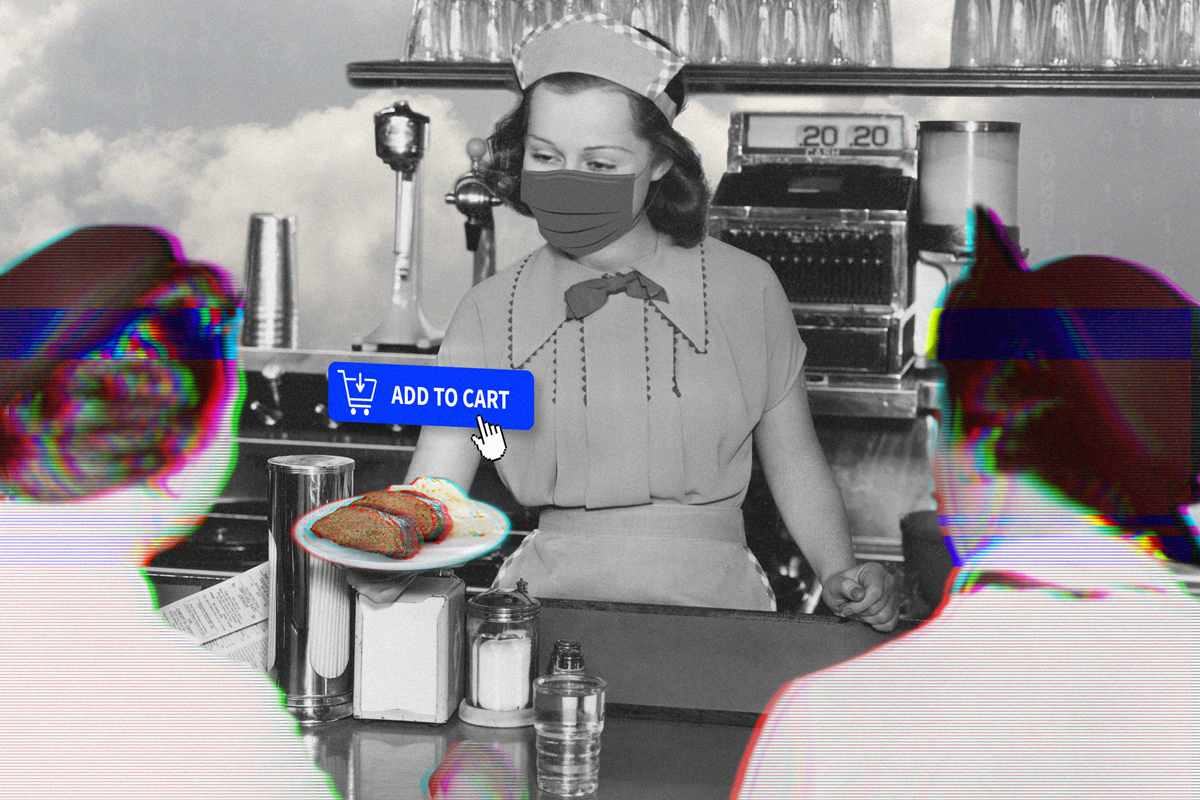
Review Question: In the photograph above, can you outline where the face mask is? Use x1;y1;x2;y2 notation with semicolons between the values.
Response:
520;167;654;257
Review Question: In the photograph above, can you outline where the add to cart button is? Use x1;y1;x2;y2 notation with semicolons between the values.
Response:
327;362;534;429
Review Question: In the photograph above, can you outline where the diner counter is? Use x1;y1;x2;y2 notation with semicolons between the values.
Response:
300;712;755;800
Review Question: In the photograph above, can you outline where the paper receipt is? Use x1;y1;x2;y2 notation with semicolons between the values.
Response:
159;563;269;670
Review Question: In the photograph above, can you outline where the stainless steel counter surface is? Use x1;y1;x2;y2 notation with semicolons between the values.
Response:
301;713;754;800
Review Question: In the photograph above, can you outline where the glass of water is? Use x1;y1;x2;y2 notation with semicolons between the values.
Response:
533;674;606;797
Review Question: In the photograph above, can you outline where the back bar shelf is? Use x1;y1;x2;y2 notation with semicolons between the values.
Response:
347;61;1200;97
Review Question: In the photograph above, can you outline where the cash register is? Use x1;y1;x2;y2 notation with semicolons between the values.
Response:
708;112;917;384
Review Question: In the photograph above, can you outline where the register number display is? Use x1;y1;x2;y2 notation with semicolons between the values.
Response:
327;362;535;429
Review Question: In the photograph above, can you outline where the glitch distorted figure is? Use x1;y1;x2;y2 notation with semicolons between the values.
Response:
400;14;898;628
731;207;1200;798
0;227;340;799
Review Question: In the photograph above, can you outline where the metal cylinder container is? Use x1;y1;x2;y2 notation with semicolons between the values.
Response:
267;454;355;723
242;213;299;349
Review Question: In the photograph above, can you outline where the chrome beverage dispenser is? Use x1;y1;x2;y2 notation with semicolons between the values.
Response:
446;138;502;287
356;101;443;352
910;120;1021;364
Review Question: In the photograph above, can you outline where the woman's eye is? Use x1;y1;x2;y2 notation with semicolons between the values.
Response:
530;152;558;163
587;162;617;172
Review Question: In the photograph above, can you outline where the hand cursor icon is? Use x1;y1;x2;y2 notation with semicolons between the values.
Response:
472;415;506;461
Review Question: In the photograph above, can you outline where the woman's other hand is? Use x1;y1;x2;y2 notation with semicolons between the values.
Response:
823;562;899;632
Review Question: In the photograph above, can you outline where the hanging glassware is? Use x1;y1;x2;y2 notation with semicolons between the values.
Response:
858;0;893;66
1172;0;1200;65
480;0;509;60
674;0;693;57
1129;0;1167;64
796;0;825;63
1094;0;1128;64
951;0;995;66
407;0;441;60
996;0;1038;65
826;0;861;64
1037;0;1087;65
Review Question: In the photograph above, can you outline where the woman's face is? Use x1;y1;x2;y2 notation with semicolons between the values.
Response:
523;85;672;215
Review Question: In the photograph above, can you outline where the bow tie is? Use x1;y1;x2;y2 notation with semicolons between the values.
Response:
563;270;668;321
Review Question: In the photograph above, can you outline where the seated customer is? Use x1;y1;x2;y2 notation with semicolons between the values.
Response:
731;206;1200;799
0;227;339;798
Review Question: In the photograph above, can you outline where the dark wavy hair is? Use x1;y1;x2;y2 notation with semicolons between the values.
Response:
936;207;1200;562
483;39;709;248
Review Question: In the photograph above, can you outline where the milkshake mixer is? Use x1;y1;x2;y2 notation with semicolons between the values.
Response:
355;101;444;352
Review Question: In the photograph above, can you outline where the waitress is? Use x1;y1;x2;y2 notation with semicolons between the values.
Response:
406;14;898;630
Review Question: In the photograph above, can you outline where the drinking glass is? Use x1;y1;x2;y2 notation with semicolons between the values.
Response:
594;0;631;23
479;0;510;61
511;0;540;47
754;0;782;62
1037;0;1087;64
1090;0;1127;63
408;0;438;59
825;0;861;64
797;0;827;62
776;0;801;61
996;0;1039;65
1129;0;1168;64
629;1;667;45
951;0;994;66
674;0;694;57
1172;0;1200;65
443;0;470;60
696;0;735;62
534;675;606;798
858;0;893;66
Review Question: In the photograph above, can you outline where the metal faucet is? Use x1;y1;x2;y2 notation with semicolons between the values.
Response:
445;138;502;286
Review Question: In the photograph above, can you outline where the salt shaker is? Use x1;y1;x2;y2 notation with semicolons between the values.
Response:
547;640;586;676
459;579;541;727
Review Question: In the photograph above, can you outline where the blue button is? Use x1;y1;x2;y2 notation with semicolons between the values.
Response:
327;362;534;429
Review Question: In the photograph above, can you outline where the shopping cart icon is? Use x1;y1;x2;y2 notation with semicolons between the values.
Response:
338;369;377;416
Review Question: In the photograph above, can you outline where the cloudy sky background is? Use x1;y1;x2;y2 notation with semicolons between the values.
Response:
3;1;1199;350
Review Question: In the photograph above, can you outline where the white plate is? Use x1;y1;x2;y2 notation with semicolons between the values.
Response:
293;486;509;572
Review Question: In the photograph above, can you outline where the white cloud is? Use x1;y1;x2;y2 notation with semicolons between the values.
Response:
0;1;83;116
0;90;502;349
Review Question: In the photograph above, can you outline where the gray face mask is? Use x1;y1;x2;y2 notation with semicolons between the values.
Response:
520;166;654;257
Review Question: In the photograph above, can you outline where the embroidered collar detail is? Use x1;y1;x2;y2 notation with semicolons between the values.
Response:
508;240;708;369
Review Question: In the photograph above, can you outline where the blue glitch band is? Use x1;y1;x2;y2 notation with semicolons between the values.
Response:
934;308;1198;360
327;362;535;429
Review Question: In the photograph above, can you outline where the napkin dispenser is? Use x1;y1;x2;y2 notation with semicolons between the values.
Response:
354;574;466;723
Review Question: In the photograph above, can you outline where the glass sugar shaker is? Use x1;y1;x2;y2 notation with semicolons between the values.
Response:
458;579;541;727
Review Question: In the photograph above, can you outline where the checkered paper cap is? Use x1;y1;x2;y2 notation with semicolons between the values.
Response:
513;13;686;122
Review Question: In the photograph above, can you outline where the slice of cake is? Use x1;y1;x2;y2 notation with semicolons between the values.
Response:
350;489;453;544
310;505;421;559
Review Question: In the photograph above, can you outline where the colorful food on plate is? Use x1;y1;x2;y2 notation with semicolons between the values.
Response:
306;478;503;561
309;505;421;559
405;477;496;538
350;489;454;544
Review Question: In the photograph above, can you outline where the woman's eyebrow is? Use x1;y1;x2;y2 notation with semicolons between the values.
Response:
582;145;634;154
525;135;633;155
